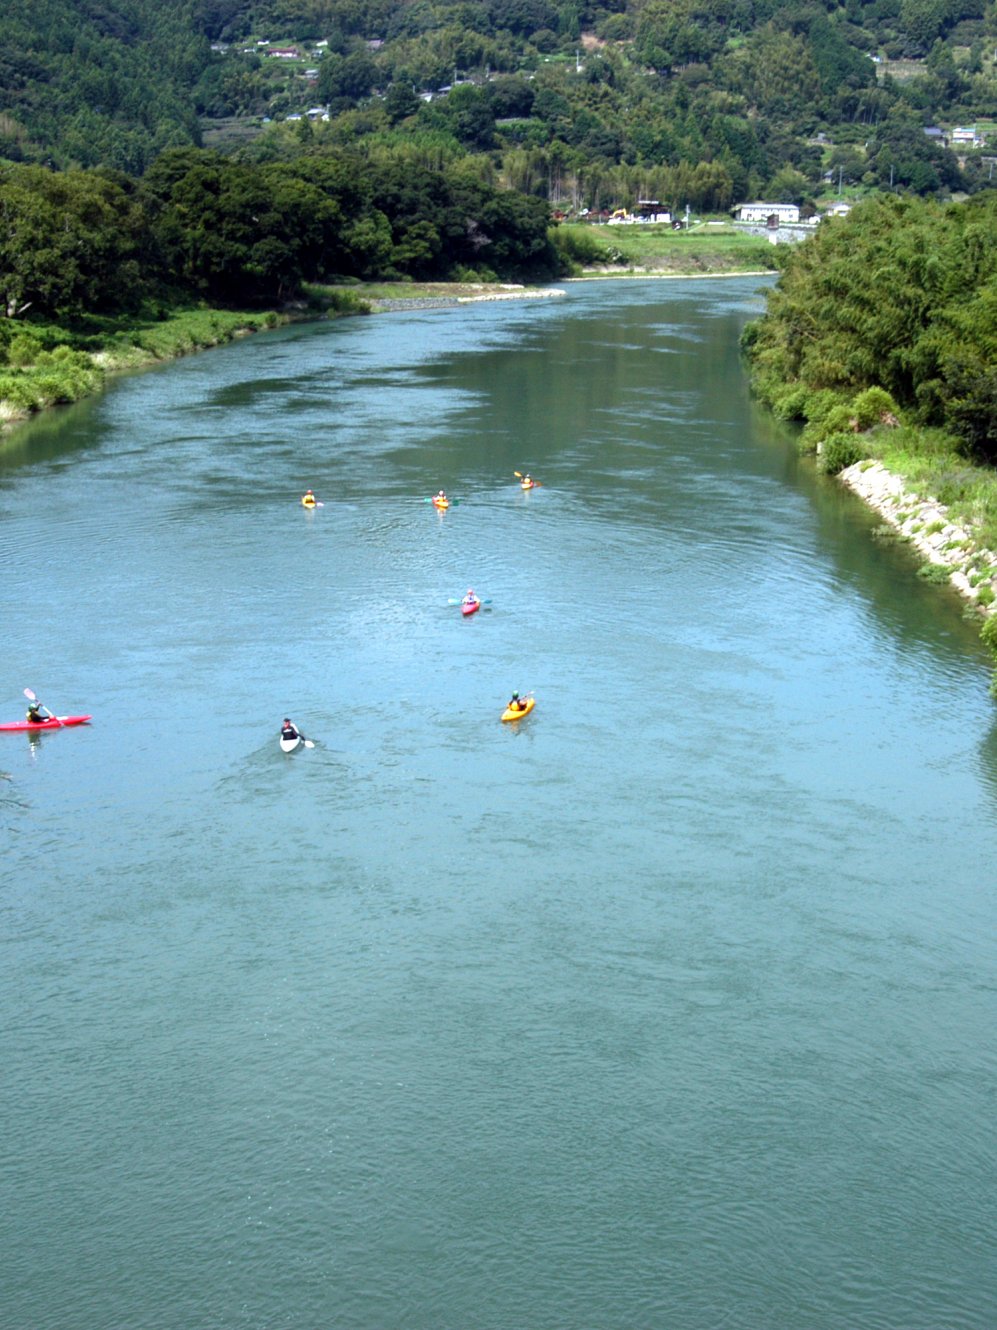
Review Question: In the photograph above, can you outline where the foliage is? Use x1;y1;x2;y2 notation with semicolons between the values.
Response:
3;0;996;216
746;193;997;462
819;431;866;474
916;560;953;582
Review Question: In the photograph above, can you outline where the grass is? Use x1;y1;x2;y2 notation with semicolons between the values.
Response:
857;425;997;554
558;221;782;274
0;302;292;431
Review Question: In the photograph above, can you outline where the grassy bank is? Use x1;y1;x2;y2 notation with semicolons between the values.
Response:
555;221;782;276
0;304;285;429
0;290;377;432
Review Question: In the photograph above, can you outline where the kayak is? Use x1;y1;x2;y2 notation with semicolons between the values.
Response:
432;497;450;510
501;697;535;723
461;598;481;617
279;734;302;753
521;480;536;490
0;715;92;732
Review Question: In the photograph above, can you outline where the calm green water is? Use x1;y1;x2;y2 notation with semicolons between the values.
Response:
2;279;996;1330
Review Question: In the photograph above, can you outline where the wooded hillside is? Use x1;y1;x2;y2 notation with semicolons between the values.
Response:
1;0;995;208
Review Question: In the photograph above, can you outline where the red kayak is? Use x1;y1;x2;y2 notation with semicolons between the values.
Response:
0;715;92;732
461;599;481;617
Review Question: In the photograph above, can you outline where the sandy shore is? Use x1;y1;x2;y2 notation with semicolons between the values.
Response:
840;459;997;613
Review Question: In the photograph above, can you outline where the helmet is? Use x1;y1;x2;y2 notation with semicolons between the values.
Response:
511;691;519;699
283;718;291;725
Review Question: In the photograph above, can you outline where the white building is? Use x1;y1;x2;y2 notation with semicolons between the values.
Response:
734;202;800;224
952;126;983;147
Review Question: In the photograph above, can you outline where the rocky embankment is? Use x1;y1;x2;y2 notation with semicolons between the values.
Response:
840;460;997;613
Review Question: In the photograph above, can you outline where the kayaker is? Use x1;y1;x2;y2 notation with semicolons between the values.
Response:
463;588;477;606
435;490;447;503
26;699;53;722
302;490;316;507
281;718;300;742
522;474;534;488
507;691;528;712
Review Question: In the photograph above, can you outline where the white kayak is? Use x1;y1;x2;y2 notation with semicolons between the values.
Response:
280;734;302;753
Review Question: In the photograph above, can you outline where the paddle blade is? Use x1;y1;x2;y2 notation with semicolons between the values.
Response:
23;688;37;700
303;739;315;748
514;471;523;478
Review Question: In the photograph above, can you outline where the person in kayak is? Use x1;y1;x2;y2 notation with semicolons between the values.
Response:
26;699;53;722
435;490;447;503
507;691;529;712
302;490;317;507
462;588;477;606
281;718;300;742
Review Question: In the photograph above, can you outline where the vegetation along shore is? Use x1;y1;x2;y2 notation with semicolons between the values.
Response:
742;191;997;694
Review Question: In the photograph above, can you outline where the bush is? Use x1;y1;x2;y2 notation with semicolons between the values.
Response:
7;333;43;367
980;613;997;657
917;562;951;584
552;225;612;268
801;403;856;453
771;386;809;421
851;385;900;430
819;432;865;474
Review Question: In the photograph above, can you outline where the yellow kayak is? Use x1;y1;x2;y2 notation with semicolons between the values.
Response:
432;497;450;510
501;697;535;722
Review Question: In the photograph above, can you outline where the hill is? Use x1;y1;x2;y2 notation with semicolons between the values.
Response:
1;0;996;208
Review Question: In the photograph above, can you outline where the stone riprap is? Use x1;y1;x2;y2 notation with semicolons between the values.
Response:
840;459;997;611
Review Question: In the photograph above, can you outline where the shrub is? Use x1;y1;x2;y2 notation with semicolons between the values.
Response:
980;613;997;657
819;432;865;474
771;386;809;421
917;562;951;584
552;226;611;268
801;403;856;453
7;333;43;367
850;386;900;430
976;585;995;607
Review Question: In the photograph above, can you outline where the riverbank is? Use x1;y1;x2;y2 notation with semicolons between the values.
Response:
0;305;288;436
840;458;997;614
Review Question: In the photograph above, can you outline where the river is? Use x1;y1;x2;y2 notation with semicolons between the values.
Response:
2;278;995;1330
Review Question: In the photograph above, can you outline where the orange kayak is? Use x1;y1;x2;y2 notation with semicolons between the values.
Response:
501;697;535;722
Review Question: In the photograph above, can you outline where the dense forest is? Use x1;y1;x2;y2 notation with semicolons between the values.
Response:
1;0;995;206
742;190;997;465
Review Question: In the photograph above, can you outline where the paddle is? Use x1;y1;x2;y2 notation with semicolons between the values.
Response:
23;687;62;726
424;496;460;506
448;597;492;606
285;725;315;749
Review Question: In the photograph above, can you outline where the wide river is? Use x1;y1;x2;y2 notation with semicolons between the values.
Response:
2;279;995;1330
